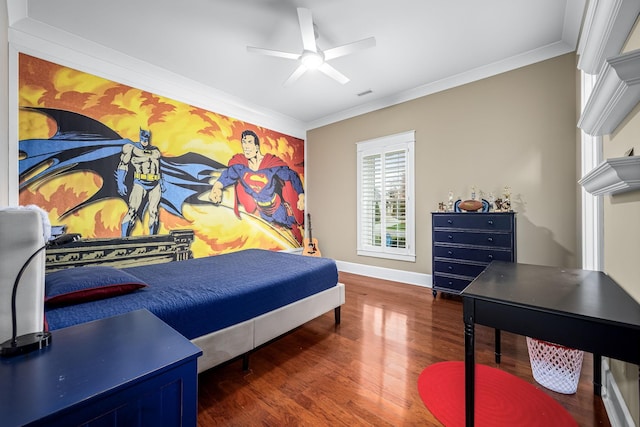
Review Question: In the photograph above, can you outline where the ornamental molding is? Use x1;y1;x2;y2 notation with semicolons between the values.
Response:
578;156;640;196
577;49;640;136
577;0;640;75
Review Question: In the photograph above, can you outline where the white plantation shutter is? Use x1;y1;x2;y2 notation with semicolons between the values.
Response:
360;153;382;247
357;131;415;262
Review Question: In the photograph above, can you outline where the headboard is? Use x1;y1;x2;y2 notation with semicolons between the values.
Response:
45;229;195;272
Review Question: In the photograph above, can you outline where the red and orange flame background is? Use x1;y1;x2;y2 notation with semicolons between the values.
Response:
18;54;305;257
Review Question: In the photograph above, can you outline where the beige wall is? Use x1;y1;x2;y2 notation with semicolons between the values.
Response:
600;20;640;426
308;53;579;274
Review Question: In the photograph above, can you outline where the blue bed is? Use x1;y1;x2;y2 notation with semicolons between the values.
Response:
44;249;344;372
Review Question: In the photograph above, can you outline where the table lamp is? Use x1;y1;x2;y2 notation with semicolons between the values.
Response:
0;207;79;357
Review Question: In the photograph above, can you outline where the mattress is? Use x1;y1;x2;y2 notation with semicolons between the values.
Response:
45;249;339;339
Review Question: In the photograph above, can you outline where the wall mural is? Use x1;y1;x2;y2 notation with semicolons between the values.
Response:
18;54;305;262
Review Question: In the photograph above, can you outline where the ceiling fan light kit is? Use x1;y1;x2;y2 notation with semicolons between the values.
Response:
300;50;324;69
247;7;375;86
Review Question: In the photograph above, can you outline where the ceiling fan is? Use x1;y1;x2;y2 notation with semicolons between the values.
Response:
247;8;376;86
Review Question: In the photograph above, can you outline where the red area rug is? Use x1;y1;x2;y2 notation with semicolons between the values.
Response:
418;361;577;426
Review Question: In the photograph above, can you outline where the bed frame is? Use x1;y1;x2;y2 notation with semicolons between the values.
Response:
194;284;344;373
44;232;345;373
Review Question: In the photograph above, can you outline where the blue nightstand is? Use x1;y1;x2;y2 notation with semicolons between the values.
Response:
0;309;202;426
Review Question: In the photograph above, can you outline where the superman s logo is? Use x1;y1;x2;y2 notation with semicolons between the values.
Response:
244;172;268;192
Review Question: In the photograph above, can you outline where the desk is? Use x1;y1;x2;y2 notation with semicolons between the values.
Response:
0;309;202;426
461;262;640;427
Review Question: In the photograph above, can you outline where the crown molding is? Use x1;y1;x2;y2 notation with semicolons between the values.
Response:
308;41;575;130
576;0;640;75
577;49;640;136
578;156;640;196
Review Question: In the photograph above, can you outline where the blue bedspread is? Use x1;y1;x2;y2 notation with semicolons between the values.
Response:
45;249;339;339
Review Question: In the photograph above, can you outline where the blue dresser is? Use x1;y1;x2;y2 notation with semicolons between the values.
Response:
431;212;516;297
0;309;202;426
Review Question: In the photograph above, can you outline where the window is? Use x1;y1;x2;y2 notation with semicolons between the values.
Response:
580;71;603;271
357;131;415;262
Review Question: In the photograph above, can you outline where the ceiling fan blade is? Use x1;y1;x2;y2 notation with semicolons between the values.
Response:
318;62;349;84
323;37;376;61
297;8;317;52
284;64;308;87
247;46;300;60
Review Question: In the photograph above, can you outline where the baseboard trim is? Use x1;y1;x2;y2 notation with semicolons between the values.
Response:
601;358;636;427
335;260;431;288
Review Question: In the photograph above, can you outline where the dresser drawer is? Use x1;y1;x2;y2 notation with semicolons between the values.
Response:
433;214;513;231
433;230;513;248
433;274;472;293
433;245;514;263
433;259;488;278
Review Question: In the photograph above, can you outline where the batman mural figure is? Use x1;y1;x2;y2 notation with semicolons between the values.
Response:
115;128;165;236
18;107;225;235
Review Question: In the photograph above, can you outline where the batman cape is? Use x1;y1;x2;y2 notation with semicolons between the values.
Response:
18;107;224;219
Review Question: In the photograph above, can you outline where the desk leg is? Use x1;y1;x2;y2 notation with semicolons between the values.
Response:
494;329;501;364
463;298;475;427
593;354;601;396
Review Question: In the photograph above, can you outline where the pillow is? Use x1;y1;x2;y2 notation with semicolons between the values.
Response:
45;266;148;308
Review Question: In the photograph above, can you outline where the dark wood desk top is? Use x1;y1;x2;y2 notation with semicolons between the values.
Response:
462;261;640;330
461;261;640;427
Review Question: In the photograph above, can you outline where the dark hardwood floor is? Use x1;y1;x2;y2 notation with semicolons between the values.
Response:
198;272;611;426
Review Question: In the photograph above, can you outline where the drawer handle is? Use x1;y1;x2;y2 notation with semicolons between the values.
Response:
447;251;453;255
487;237;493;242
488;254;493;260
448;266;453;270
488;220;493;225
448;235;453;239
447;219;453;224
448;281;453;286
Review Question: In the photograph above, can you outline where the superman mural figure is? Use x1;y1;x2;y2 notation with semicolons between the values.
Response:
209;130;305;243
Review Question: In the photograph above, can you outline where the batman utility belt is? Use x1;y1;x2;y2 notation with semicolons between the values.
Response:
134;173;160;181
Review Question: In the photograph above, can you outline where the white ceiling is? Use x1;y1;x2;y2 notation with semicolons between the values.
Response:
17;0;586;130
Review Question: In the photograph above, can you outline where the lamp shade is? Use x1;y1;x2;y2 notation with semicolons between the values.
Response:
0;209;46;343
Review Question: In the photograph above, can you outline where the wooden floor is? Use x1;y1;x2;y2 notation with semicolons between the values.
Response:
198;272;611;426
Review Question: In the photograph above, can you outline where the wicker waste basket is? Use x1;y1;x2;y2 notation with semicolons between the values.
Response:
526;337;584;394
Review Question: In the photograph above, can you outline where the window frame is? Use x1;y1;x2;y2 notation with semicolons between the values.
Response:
580;71;603;271
356;130;415;262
